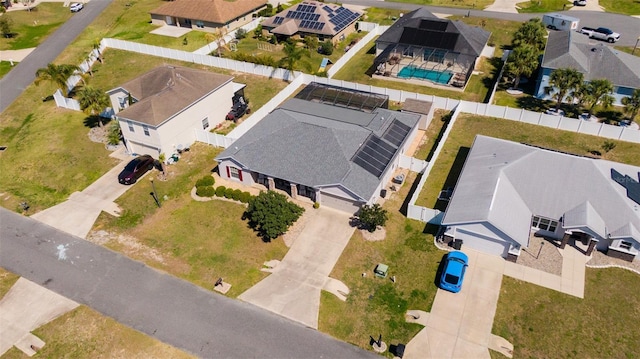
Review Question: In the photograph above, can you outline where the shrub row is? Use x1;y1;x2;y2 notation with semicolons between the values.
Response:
195;175;215;187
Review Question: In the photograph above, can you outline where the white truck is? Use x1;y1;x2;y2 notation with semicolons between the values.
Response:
542;13;580;31
578;27;621;43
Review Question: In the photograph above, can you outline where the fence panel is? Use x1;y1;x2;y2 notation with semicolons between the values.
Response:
520;110;541;124
538;115;561;129
598;123;624;140
504;107;522;121
619;128;640;143
398;155;428;173
485;104;506;118
558;117;581;132
577;121;603;136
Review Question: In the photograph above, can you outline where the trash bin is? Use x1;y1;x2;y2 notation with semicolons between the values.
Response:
395;343;405;358
453;239;463;250
380;189;387;198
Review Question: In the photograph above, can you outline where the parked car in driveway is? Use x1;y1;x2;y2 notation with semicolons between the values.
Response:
118;155;155;185
70;2;83;12
439;251;469;293
573;0;587;6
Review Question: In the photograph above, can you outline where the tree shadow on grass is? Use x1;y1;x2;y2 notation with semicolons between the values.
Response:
434;147;469;212
515;96;551;112
482;57;504;103
596;110;624;125
82;115;109;128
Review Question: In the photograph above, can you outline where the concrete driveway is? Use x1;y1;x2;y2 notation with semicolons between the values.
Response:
239;207;355;329
404;249;513;359
31;150;137;238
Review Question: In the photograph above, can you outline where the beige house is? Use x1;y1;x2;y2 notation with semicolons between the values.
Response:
150;0;266;32
107;65;243;157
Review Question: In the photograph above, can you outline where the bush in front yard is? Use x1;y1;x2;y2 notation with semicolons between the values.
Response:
196;186;216;197
232;189;242;201
195;175;215;188
358;203;388;232
215;186;226;197
244;191;304;241
224;187;235;199
239;191;252;203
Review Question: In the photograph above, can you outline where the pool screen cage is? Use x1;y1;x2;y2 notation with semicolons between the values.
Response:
295;82;389;112
375;43;476;87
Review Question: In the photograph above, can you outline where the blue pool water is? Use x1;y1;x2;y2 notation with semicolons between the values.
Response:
398;66;453;84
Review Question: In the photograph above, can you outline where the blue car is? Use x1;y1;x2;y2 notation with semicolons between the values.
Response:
439;251;469;293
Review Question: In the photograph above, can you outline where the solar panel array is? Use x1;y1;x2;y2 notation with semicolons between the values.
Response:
273;16;284;25
383;119;412;147
419;19;448;31
611;169;640;205
353;135;397;178
300;20;325;30
325;6;360;32
399;28;459;50
285;10;321;21
297;4;317;13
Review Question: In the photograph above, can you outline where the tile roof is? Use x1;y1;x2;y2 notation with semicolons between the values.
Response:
113;65;233;126
150;0;266;24
442;135;640;246
376;8;490;57
541;31;640;88
216;98;420;201
262;1;361;37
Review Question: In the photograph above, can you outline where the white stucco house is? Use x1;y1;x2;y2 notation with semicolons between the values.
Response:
107;65;244;158
441;135;640;262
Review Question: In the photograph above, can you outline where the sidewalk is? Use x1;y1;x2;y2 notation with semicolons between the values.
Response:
0;48;36;62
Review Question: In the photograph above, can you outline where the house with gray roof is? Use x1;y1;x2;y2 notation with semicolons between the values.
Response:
441;135;640;262
108;65;245;157
535;31;640;105
215;98;421;213
374;8;491;88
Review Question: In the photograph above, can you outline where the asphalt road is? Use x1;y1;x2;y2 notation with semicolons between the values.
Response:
0;208;379;359
0;0;114;114
336;0;640;46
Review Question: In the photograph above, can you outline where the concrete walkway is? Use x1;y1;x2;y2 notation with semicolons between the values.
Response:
569;0;604;12
0;278;79;357
31;148;134;239
0;49;36;63
483;0;521;14
239;207;354;329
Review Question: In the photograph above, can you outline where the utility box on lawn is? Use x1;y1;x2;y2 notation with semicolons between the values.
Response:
374;263;389;278
542;13;580;31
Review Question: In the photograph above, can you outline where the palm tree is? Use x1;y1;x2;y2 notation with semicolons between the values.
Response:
504;45;538;90
207;27;228;57
77;86;110;126
93;39;104;63
512;18;547;52
580;79;614;115
279;40;304;72
35;63;80;94
545;68;584;110
622;89;640;123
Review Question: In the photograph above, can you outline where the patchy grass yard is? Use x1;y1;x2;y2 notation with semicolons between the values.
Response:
0;268;20;298
0;3;73;51
492;269;640;358
363;7;405;25
415;114;640;208
0;61;14;78
390;0;494;9
599;0;640;15
516;0;573;13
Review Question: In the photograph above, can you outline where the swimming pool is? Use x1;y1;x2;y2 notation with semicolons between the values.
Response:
397;66;453;84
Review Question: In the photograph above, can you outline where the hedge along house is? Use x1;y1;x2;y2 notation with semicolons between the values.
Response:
374;8;491;89
215;86;422;214
261;1;361;43
535;31;640;106
108;65;245;158
150;0;267;33
440;135;640;262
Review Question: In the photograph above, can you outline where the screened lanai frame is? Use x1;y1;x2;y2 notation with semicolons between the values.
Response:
295;82;389;112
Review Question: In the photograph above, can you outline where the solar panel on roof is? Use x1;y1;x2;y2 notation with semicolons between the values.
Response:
383;119;412;147
353;135;397;178
399;28;459;50
611;169;640;205
418;19;448;31
323;5;333;13
313;14;320;21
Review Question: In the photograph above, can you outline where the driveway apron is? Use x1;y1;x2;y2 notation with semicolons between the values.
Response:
239;207;355;329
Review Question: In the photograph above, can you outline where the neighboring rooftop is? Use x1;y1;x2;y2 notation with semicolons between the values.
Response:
150;0;266;25
262;1;361;37
112;66;233;126
541;31;640;89
376;8;490;57
216;98;420;201
442;135;640;247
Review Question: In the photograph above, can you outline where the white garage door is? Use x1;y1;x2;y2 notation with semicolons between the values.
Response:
321;193;362;214
128;141;159;157
455;228;510;257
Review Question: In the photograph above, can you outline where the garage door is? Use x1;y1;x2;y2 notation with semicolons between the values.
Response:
455;228;510;257
129;141;159;157
321;193;362;214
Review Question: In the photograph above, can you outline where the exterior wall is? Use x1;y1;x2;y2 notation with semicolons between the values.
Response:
118;119;162;157
217;159;256;186
150;6;264;32
444;223;512;257
332;22;358;44
108;88;130;114
606;247;636;262
155;82;234;155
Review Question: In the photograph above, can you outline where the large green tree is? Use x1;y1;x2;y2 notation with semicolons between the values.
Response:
504;45;539;89
245;191;304;241
545;68;584;110
358;204;388;232
34;63;80;94
578;79;614;115
279;40;305;72
77;86;110;126
512;18;547;52
622;89;640;123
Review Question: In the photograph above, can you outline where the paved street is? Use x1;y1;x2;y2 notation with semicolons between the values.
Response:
0;0;114;113
0;208;379;359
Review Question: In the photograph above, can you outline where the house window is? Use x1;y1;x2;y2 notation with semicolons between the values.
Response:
202;117;209;130
196;21;204;28
143;125;150;136
226;166;243;181
127;121;134;132
620;241;633;250
531;215;559;232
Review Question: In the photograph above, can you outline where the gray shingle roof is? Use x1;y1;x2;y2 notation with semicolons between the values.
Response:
375;8;490;57
442;136;640;247
216;99;420;201
542;31;640;88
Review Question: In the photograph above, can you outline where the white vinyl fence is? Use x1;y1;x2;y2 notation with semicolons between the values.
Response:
327;23;388;78
398;155;428;173
53;89;80;111
192;18;263;55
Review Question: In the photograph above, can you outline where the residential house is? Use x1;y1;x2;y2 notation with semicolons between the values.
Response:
261;1;361;43
108;65;245;157
440;135;640;262
374;8;491;88
150;0;266;32
215;85;422;214
535;31;640;105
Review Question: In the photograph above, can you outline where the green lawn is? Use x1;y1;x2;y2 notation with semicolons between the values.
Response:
0;61;15;78
516;0;573;13
390;0;495;10
599;0;640;15
415;114;640;208
0;3;73;51
363;7;405;25
493;269;640;358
